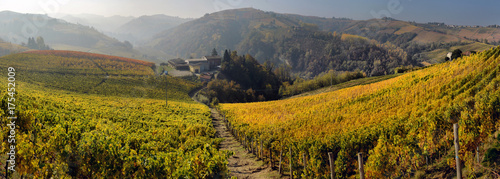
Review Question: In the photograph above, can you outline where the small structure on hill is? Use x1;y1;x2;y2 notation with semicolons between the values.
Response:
185;58;209;73
168;58;189;71
204;56;222;70
166;55;222;73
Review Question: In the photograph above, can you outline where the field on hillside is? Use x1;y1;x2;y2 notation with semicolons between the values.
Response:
2;51;198;101
422;42;494;64
285;73;401;99
220;47;500;178
0;51;228;178
0;40;29;57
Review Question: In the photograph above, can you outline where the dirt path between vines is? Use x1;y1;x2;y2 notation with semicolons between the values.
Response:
210;108;281;179
190;88;281;178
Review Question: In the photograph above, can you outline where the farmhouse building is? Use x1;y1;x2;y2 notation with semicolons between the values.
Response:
168;58;189;71
203;56;222;70
167;55;222;73
185;58;209;73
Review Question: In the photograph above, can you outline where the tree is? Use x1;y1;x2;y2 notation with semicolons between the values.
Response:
221;50;231;72
27;37;37;49
36;36;45;49
263;60;274;73
25;36;51;50
451;49;463;60
211;48;218;56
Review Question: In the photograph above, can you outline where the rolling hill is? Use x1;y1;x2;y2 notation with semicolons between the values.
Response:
0;38;30;56
292;15;500;44
56;13;134;33
148;8;413;77
421;42;495;64
0;11;149;61
220;46;500;178
147;8;500;77
115;14;192;44
0;51;229;178
3;50;197;100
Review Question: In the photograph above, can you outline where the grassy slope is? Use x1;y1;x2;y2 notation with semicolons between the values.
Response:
221;47;500;178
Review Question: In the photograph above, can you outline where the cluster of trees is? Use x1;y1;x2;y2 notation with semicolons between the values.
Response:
445;49;464;61
201;50;281;103
23;36;51;50
236;27;413;77
201;49;376;103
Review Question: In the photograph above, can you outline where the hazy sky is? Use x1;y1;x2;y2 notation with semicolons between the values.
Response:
1;0;499;26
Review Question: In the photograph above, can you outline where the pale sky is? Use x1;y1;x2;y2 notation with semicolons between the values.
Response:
1;0;499;26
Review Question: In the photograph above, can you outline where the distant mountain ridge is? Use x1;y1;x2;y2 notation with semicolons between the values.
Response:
146;8;500;76
0;11;150;61
55;13;134;32
146;8;411;76
115;14;192;44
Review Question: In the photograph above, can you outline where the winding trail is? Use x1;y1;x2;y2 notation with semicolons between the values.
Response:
190;88;280;178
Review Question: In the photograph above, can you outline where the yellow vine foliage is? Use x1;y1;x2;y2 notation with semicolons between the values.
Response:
0;52;229;178
221;47;500;178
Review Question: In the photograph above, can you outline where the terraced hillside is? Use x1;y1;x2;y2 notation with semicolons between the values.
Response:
220;47;500;178
0;51;229;178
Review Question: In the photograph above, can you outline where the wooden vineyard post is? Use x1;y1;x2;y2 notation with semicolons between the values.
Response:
243;135;246;150
249;137;253;153
246;137;249;151
253;140;257;155
426;154;428;170
248;139;251;153
253;140;256;155
279;145;283;175
249;138;253;153
328;152;334;179
454;123;462;179
476;145;480;164
270;147;273;168
260;140;264;159
358;152;365;179
249;137;252;153
289;147;293;179
165;75;168;107
303;153;307;177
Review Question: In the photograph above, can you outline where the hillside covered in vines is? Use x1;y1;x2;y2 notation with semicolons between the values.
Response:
0;51;229;178
220;47;500;178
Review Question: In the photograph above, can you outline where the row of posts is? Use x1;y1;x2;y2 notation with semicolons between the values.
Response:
223;111;473;179
222;112;366;179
